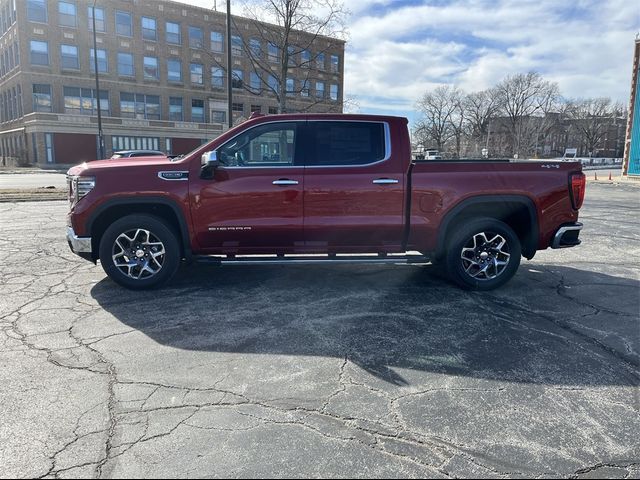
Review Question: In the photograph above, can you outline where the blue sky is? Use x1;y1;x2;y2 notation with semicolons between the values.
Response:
185;0;639;125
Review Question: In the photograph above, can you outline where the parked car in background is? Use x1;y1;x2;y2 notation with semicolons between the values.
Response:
110;150;167;159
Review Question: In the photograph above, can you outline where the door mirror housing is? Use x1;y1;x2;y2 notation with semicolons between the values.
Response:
201;150;220;168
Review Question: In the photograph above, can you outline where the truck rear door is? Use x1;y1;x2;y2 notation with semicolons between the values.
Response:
302;120;405;252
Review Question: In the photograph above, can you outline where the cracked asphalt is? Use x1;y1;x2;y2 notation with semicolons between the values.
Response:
1;182;639;479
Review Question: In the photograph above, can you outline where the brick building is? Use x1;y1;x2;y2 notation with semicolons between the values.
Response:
0;0;345;165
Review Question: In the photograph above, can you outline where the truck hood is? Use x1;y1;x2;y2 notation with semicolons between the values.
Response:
67;156;175;176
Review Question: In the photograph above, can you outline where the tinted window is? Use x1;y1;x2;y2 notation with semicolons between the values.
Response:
306;122;386;166
218;123;297;167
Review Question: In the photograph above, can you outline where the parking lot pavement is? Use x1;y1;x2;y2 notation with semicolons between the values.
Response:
0;183;638;479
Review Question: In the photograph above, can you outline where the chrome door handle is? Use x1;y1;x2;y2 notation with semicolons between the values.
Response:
272;179;299;186
372;178;399;185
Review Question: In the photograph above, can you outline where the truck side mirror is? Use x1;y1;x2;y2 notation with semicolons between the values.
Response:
201;150;220;168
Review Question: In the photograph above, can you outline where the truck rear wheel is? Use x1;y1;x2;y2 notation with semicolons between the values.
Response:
445;218;521;290
98;214;180;290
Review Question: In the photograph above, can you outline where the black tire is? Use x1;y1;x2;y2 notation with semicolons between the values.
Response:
444;217;521;290
99;214;181;290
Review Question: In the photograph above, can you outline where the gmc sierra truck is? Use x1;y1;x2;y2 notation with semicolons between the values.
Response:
66;113;585;290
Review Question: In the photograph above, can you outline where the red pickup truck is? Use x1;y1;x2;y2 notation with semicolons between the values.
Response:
66;113;585;290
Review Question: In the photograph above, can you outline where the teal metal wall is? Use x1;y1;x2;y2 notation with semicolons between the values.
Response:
629;64;640;175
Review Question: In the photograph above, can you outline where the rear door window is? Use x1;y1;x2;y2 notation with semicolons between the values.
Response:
305;121;386;166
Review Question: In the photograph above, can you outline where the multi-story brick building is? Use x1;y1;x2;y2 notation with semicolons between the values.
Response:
0;0;345;165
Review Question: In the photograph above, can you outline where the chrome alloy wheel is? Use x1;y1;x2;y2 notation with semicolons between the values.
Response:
112;228;165;280
460;231;511;281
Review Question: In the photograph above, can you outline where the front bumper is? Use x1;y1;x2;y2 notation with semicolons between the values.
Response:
66;227;94;261
551;222;583;249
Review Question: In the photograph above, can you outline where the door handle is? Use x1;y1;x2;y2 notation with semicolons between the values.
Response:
272;179;299;186
372;178;399;185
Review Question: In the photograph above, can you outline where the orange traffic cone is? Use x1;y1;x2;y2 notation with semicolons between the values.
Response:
594;172;598;181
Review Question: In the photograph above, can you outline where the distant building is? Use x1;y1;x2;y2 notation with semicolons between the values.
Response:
0;0;344;165
623;37;640;178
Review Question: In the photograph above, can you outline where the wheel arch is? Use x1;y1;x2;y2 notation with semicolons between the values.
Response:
87;197;192;261
436;194;539;260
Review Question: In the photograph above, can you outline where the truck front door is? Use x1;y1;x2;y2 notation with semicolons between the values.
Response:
190;121;304;253
302;120;405;252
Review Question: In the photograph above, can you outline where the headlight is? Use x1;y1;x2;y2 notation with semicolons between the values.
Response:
72;176;96;200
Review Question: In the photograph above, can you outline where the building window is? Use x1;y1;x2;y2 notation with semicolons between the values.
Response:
88;6;105;32
58;1;76;28
268;43;279;63
166;22;181;45
250;72;261;93
211;67;224;88
315;81;325;99
286;77;295;96
232;102;243;114
113;136;159;151
287;46;296;66
32;84;52;112
63;87;109;115
30;40;49;66
330;84;338;101
119;93;160;120
316;52;325;70
60;44;79;69
190;63;203;85
268;75;278;94
330;54;339;73
169;97;182;121
168;59;182;82
115;10;132;37
249;38;261;58
143;56;158;80
27;0;47;23
231;35;242;56
301;79;310;97
90;48;107;73
301;50;311;68
191;98;204;122
117;52;133;76
210;31;223;52
250;104;261;113
141;17;156;41
188;26;203;49
45;133;54;163
232;69;243;89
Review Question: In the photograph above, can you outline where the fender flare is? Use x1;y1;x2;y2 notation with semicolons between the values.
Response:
436;194;539;259
87;196;192;260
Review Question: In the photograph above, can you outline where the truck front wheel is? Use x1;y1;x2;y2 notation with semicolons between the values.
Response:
98;214;181;290
445;218;521;290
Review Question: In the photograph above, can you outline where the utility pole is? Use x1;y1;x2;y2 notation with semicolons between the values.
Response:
92;0;105;159
226;0;233;129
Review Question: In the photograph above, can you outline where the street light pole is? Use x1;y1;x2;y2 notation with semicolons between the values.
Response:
226;0;233;129
92;0;105;159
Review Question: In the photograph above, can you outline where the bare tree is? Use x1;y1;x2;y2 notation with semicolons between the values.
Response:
414;85;462;153
494;72;561;157
464;88;500;156
565;97;622;157
223;0;348;114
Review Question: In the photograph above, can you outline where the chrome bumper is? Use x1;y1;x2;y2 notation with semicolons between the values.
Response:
66;227;92;254
551;222;583;249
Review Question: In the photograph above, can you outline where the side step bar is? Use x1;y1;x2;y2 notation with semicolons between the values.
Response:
196;253;431;266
